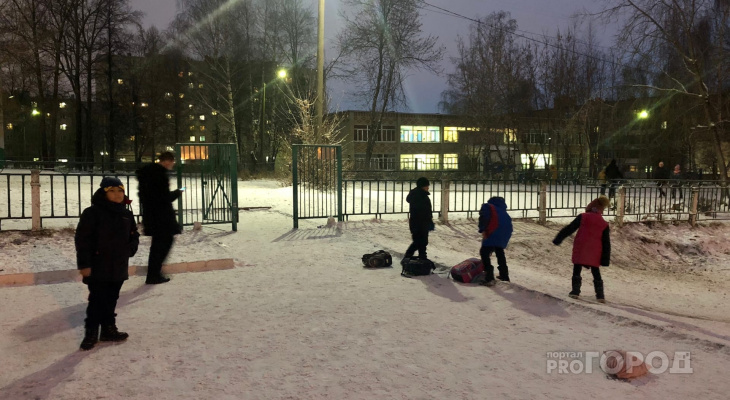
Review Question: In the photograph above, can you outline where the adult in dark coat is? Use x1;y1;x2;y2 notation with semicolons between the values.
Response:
553;196;611;302
75;177;140;350
604;159;623;198
404;177;433;261
478;196;514;286
136;151;183;284
654;161;670;197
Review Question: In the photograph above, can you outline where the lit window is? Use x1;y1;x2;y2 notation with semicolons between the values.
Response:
188;104;193;109
59;102;67;109
189;135;196;142
199;136;206;142
199;115;205;121
178;71;184;77
140;102;148;108
31;101;37;107
189;115;195;120
165;92;172;98
629;165;638;172
211;110;218;116
400;126;440;143
179;93;185;99
520;154;552;170
60;124;67;130
189;125;195;131
117;79;124;85
400;154;440;170
166;114;173;119
444;127;460;143
188;72;193;77
188;82;194;89
198;83;204;89
200;125;206;131
443;154;459;170
662;121;667;130
6;123;13;130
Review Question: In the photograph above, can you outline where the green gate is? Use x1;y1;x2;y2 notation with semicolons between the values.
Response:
292;144;342;228
176;143;239;231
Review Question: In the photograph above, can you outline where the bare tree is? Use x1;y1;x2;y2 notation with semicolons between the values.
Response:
338;0;443;166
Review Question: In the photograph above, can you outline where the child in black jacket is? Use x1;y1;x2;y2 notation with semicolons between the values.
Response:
76;177;140;350
403;177;434;262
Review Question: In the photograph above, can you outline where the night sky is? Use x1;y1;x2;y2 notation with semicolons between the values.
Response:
130;0;612;113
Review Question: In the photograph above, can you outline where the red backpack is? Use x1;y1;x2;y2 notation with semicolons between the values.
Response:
450;258;485;283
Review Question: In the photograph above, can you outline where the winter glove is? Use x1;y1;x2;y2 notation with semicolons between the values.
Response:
552;238;561;245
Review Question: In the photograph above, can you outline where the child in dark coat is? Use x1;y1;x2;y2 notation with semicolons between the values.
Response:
403;177;434;262
553;196;611;302
478;197;513;287
75;177;140;350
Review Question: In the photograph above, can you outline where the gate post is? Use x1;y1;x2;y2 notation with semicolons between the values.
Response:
689;187;700;227
440;179;450;223
336;146;343;222
230;144;239;232
538;181;547;224
31;169;41;231
292;145;299;229
616;186;626;226
175;144;184;229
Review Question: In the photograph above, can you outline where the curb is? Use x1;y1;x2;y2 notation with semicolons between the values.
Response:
0;258;235;288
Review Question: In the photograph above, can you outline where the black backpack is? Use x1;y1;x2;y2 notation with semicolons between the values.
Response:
362;250;393;268
401;258;435;277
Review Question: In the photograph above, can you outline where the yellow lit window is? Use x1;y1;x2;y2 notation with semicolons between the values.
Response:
60;124;67;130
189;115;195;120
59;102;67;109
199;115;205;121
166;114;173;119
117;79;124;85
189;135;196;142
198;84;204;89
6;123;13;130
179;93;185;99
188;72;193;77
140;102;148;108
200;126;206;131
400;126;440;143
188;82;194;89
444;127;459;143
443;154;459;170
400;154;440;170
211;110;218;116
189;125;195;131
188;104;194;109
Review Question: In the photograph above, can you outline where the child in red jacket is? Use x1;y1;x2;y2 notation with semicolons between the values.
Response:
553;196;611;302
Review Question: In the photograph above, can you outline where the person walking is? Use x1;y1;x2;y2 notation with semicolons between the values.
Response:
75;177;140;350
670;164;684;200
552;196;611;303
654;161;670;197
604;159;623;198
403;177;434;262
136;151;183;284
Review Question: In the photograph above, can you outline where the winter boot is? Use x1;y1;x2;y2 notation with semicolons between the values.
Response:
594;279;605;303
497;266;510;282
80;325;99;351
99;324;129;342
569;276;582;298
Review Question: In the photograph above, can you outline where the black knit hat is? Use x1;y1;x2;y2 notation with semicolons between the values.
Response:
416;177;430;188
100;177;125;192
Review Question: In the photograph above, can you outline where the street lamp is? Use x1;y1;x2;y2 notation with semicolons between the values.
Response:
258;69;288;169
637;110;649;119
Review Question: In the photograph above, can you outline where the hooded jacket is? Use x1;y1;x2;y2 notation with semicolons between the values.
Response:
478;197;513;249
136;163;182;236
75;189;140;282
406;187;433;232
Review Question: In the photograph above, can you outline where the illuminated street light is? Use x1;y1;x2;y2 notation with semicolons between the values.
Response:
637;110;649;119
278;69;287;79
31;109;40;116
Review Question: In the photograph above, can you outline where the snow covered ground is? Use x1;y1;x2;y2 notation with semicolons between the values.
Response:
1;179;729;399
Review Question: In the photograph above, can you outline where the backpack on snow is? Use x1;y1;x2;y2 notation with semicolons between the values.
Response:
362;250;393;268
401;258;435;277
450;258;485;283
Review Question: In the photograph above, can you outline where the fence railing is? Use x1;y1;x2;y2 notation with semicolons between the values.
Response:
3;170;729;230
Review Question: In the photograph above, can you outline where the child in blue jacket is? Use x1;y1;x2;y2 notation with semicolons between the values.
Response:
478;197;513;286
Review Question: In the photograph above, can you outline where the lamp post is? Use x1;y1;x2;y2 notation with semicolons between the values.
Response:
258;69;288;169
316;0;325;138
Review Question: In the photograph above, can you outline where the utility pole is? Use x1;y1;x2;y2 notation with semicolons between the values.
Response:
316;0;325;139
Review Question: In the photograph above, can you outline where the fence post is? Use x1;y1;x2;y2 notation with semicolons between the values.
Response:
689;187;699;227
440;179;450;224
31;169;41;231
538;181;547;224
616;186;626;226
